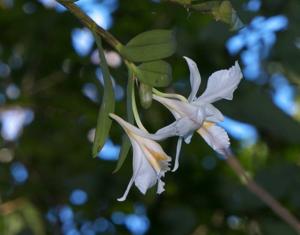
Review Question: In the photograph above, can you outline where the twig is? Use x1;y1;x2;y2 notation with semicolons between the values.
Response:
56;0;122;50
56;0;137;72
225;149;300;234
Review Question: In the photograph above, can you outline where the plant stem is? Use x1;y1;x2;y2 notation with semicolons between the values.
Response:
152;88;188;102
224;150;300;234
56;0;122;50
161;0;192;8
131;83;148;132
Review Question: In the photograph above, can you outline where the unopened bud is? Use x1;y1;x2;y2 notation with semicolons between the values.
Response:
212;1;232;24
139;83;153;109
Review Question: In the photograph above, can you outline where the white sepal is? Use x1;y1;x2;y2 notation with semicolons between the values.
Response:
155;116;200;140
110;113;169;141
172;137;183;172
153;95;197;118
183;56;201;102
117;140;143;201
196;61;242;104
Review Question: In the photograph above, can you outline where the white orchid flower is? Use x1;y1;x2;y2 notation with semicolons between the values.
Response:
109;113;171;201
153;57;243;171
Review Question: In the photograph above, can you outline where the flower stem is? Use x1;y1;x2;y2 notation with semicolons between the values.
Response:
224;150;300;234
56;0;123;51
161;0;192;8
152;88;188;102
131;83;147;132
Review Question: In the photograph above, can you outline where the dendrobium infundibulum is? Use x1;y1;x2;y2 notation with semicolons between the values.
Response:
109;113;171;201
153;57;243;171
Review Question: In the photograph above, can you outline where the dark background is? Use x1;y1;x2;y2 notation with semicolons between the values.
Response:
0;0;300;234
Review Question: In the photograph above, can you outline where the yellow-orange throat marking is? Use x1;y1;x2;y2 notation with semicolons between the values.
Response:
203;121;215;129
197;121;215;135
144;146;168;161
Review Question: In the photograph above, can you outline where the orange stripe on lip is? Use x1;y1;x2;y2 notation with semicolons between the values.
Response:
203;121;215;129
144;146;168;161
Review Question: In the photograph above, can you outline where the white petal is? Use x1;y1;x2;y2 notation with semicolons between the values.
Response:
155;117;200;139
110;113;148;137
140;138;171;174
176;117;198;139
172;137;182;172
155;121;179;138
153;95;197;118
203;104;224;122
134;142;171;194
117;141;143;201
157;179;166;194
183;57;201;102
117;176;135;201
132;141;143;173
134;155;157;194
112;114;171;200
192;106;206;125
110;113;166;141
184;133;193;144
197;123;230;155
195;61;242;104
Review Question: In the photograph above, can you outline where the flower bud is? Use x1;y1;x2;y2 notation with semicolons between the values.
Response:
139;83;153;109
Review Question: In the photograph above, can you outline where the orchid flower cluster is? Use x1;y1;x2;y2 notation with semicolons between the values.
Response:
110;57;243;201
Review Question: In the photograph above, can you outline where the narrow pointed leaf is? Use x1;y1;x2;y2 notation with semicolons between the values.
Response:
136;60;172;87
92;34;115;158
120;30;176;62
113;72;134;173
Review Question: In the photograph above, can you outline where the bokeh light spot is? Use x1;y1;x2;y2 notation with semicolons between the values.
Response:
93;218;109;232
70;189;88;205
220;117;258;146
111;211;125;225
6;83;20;100
71;28;94;57
59;205;74;223
82;83;98;103
125;214;150;235
10;162;28;184
98;139;120;161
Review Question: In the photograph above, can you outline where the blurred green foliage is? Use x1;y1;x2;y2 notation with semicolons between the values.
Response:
0;0;300;234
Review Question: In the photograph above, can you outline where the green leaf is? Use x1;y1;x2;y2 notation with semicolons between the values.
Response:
192;1;243;31
113;135;131;173
0;199;46;235
21;202;46;235
139;83;153;109
113;72;134;173
135;60;172;87
0;213;25;235
92;34;115;158
120;30;176;62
